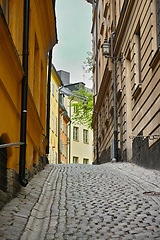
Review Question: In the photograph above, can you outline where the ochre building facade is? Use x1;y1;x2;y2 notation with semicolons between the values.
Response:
0;0;57;206
91;0;160;169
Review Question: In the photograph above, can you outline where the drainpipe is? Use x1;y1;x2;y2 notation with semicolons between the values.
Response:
111;31;118;162
69;98;74;164
46;49;53;156
86;0;99;164
58;86;63;164
19;0;30;187
113;58;118;162
94;0;99;164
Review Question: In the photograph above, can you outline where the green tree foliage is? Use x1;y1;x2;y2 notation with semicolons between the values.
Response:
70;87;93;129
83;51;93;80
70;52;93;129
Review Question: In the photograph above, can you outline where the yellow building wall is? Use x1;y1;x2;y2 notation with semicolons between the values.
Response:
49;66;62;164
0;0;57;176
0;4;24;172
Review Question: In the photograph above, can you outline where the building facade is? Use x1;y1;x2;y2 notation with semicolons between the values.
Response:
49;65;62;164
90;0;160;169
59;71;94;165
71;118;93;165
0;0;57;207
59;93;70;164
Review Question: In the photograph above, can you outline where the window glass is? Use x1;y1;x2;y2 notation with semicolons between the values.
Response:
73;127;79;141
83;158;89;164
52;83;54;96
55;117;57;135
83;129;88;143
73;156;78;164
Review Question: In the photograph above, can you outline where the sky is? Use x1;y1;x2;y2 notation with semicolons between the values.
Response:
53;0;92;89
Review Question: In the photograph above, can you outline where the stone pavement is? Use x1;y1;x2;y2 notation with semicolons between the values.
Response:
0;163;160;240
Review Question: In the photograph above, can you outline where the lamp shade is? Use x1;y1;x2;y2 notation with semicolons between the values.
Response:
101;38;110;56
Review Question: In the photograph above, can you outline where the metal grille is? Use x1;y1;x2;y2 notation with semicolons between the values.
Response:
0;139;7;192
157;0;160;46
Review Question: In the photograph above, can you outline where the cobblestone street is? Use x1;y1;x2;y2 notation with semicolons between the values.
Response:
0;163;160;240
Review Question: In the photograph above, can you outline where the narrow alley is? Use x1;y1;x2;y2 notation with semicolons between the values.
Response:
0;163;160;240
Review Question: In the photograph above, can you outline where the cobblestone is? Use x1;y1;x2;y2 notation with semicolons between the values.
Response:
0;163;160;239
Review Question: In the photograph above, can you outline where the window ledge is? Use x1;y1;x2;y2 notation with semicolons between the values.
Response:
132;83;142;99
149;46;160;69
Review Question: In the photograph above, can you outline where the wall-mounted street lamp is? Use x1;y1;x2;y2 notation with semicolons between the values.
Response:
101;34;123;162
101;38;110;56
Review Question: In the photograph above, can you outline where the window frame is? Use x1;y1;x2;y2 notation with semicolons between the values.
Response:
83;129;88;143
73;156;78;164
73;126;79;141
52;83;54;96
83;158;89;164
52;112;54;132
55;117;57;136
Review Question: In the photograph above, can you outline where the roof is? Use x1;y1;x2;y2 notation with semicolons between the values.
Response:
60;87;73;96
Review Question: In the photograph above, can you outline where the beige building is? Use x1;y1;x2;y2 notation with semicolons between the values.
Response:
71;121;93;165
60;79;93;165
70;99;93;164
89;0;160;169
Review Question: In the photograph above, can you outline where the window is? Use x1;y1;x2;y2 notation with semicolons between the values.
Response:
137;29;141;83
83;158;89;164
56;89;58;101
83;129;88;143
55;117;57;136
52;112;54;132
73;127;79;141
73;156;78;164
134;27;141;85
156;0;160;46
52;83;54;96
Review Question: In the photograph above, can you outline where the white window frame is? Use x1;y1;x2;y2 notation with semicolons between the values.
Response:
73;126;79;141
83;129;88;143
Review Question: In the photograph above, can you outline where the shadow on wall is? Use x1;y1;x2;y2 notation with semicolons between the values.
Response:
132;131;160;170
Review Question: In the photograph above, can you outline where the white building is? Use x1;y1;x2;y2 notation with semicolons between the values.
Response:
59;73;93;165
70;114;93;164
